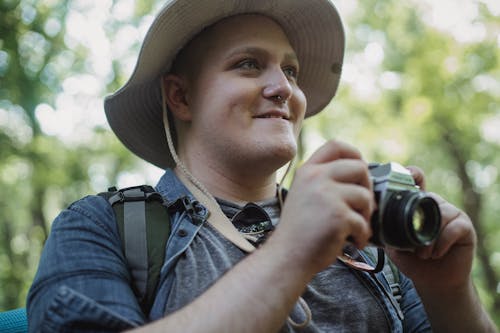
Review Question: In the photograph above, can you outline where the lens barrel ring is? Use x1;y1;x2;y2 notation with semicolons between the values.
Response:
380;190;441;249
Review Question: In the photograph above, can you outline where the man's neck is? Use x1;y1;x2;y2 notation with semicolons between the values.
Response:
175;160;278;205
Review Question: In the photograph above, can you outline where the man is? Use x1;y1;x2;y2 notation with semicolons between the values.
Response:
27;0;497;332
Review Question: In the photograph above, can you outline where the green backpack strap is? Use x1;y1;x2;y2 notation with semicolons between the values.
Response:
361;247;403;319
98;185;171;314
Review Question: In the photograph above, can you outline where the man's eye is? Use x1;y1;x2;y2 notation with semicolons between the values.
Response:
283;66;298;80
237;59;259;70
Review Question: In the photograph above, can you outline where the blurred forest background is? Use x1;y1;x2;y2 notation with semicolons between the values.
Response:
1;0;499;326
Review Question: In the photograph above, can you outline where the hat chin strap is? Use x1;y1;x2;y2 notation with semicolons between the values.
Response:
160;79;257;253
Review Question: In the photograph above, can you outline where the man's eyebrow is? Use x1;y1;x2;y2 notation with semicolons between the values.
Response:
284;52;299;63
225;46;299;62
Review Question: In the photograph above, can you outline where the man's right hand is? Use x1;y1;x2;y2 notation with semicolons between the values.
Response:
272;140;376;274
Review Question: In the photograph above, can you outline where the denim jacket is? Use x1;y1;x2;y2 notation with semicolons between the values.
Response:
27;169;431;332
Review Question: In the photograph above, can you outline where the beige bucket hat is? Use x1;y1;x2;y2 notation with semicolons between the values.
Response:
104;0;345;169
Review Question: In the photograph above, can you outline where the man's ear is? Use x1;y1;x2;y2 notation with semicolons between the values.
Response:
162;74;192;121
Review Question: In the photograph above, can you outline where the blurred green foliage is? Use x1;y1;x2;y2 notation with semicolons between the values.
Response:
0;0;499;328
0;0;156;308
305;0;500;325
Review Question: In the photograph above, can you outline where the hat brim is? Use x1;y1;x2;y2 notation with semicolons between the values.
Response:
104;0;345;169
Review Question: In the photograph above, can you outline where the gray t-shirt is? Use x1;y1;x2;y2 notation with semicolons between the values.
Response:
163;198;390;332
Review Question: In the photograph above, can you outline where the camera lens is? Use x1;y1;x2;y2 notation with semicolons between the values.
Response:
380;191;441;249
412;208;424;233
410;196;441;244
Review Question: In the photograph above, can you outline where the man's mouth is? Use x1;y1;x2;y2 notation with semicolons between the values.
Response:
258;115;288;119
254;112;290;120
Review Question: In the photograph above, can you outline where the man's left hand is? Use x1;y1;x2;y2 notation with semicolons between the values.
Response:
385;166;476;293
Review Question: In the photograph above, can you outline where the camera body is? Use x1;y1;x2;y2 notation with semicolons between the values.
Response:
369;162;441;250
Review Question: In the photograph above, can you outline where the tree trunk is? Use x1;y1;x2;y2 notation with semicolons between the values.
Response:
31;187;48;242
443;133;500;313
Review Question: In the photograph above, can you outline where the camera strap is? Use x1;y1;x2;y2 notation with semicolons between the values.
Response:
338;246;385;273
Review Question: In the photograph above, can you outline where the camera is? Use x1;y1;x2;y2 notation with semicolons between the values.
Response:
369;162;441;250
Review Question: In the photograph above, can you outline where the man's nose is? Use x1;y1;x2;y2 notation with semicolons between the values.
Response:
261;67;293;104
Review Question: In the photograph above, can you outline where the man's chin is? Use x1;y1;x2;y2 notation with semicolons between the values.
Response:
263;145;297;168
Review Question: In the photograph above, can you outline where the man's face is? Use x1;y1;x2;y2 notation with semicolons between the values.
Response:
180;15;307;173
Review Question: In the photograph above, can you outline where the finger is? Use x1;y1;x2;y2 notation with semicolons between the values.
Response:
325;159;372;191
430;192;459;230
415;193;473;259
431;211;475;258
406;165;426;190
307;140;363;165
414;242;435;260
341;207;373;249
333;183;375;222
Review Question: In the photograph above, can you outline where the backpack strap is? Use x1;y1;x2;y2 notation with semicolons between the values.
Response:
99;185;170;314
381;255;402;304
361;247;403;319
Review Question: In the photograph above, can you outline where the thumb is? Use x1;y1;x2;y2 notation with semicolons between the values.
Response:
306;140;363;165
